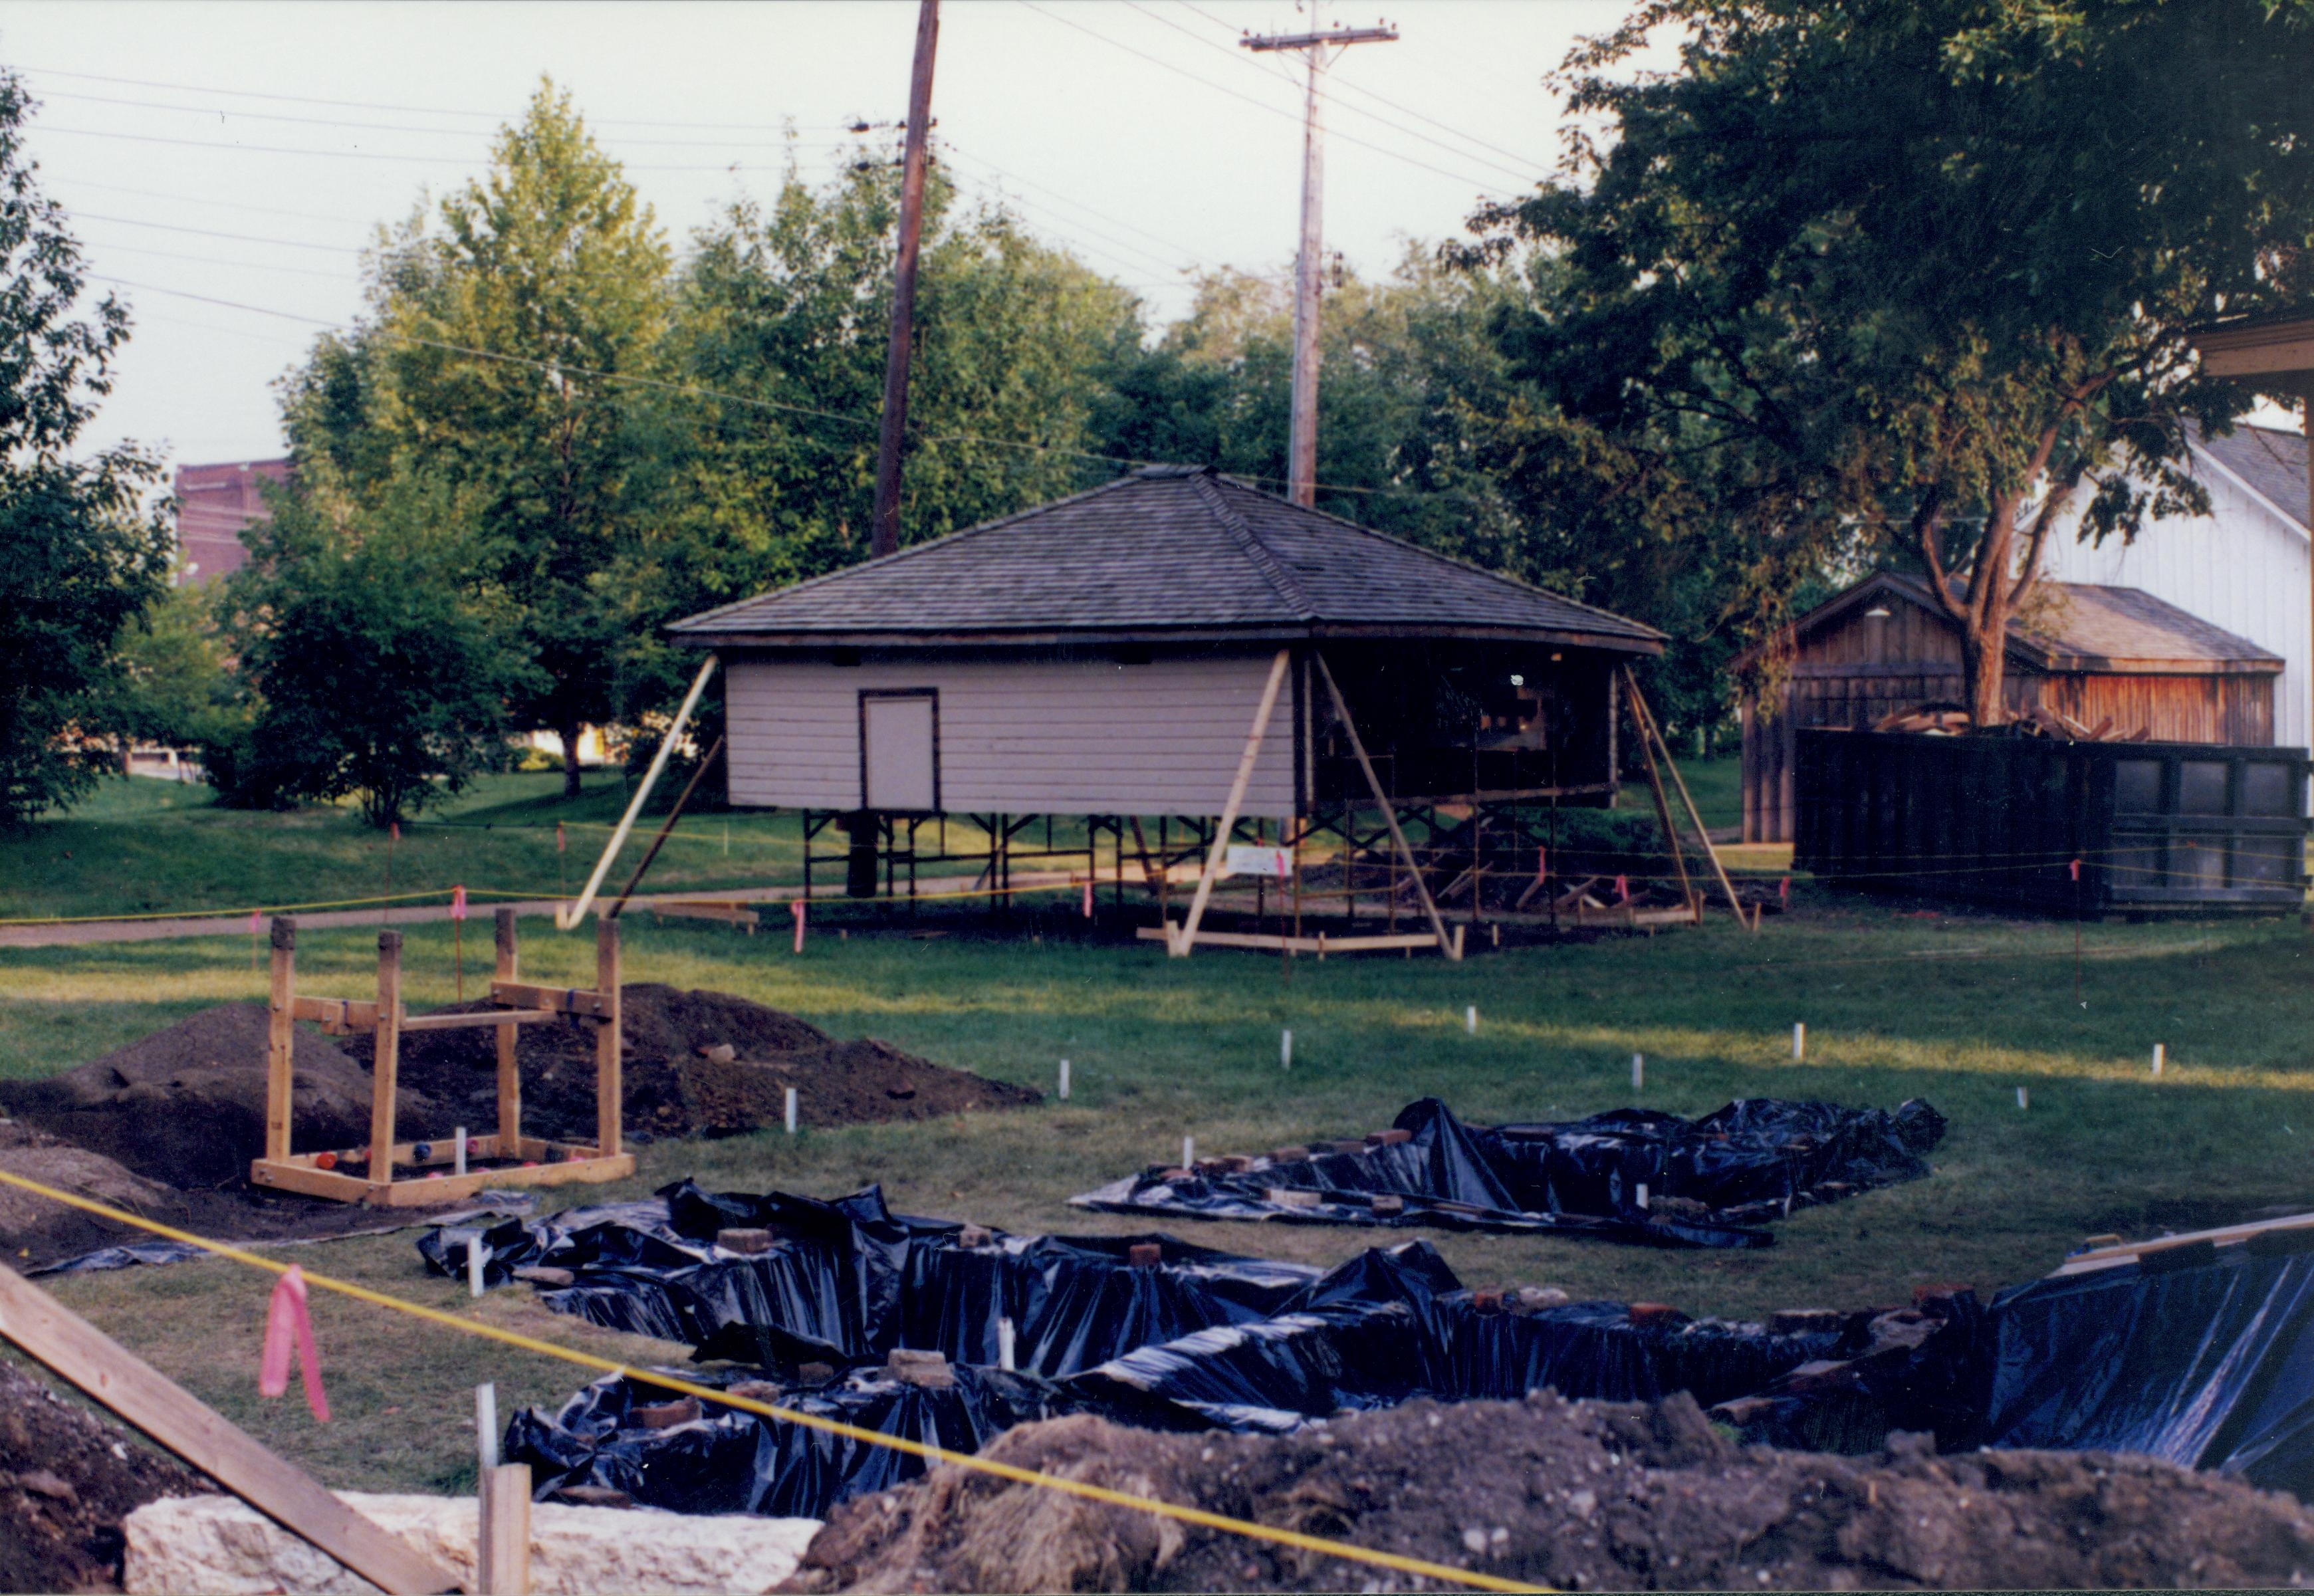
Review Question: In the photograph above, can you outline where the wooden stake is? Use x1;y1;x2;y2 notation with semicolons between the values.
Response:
594;917;622;1159
494;909;521;1151
265;918;296;1165
368;932;403;1200
0;1263;457;1595
1173;649;1292;957
1313;652;1458;959
477;1463;532;1596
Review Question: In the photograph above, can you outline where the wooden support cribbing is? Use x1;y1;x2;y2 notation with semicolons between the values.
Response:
477;1462;532;1595
494;908;521;1151
265;917;296;1163
594;916;622;1159
1172;649;1292;957
0;1264;459;1594
1314;653;1458;960
368;931;402;1198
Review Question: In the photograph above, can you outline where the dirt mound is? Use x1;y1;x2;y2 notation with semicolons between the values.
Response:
788;1395;2314;1593
0;1361;208;1592
344;984;1036;1143
0;1005;432;1188
0;1123;191;1263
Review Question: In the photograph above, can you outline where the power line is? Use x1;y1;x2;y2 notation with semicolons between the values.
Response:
1122;1;1538;185
80;238;358;282
941;141;1211;265
1014;1;1512;196
41;172;378;227
74;211;364;255
33;122;845;172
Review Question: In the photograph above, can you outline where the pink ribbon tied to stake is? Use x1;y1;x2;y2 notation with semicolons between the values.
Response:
259;1265;330;1422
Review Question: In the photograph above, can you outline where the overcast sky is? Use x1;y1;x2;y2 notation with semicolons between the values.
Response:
3;0;1637;469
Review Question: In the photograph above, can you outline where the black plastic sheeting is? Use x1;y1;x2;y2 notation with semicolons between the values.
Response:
439;1181;1856;1520
1068;1096;1945;1247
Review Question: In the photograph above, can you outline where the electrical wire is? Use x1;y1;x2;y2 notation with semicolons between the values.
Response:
78;238;357;283
33;122;844;173
74;210;364;255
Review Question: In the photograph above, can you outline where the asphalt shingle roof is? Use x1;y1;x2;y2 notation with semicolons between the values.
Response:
669;466;1663;652
2192;421;2309;533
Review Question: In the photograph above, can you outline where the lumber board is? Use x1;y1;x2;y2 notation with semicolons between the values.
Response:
1135;927;1443;955
266;921;295;1162
251;1154;634;1208
487;980;612;1018
2053;1209;2314;1276
650;901;760;929
478;1463;532;1595
494;909;521;1152
397;1008;560;1034
0;1263;459;1594
290;996;381;1034
594;919;622;1160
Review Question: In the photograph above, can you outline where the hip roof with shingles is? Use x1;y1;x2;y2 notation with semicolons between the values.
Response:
669;465;1663;653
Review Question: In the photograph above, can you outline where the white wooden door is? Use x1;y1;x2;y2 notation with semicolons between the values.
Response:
862;693;938;811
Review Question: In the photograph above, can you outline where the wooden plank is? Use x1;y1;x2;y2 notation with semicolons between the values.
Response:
0;1263;460;1595
397;1009;559;1034
290;996;380;1034
594;917;622;1160
1173;649;1294;956
250;1153;636;1208
1313;652;1458;960
265;918;295;1164
649;901;760;929
2053;1208;2314;1276
247;1161;382;1202
1134;927;1440;954
477;1464;531;1596
1625;666;1751;929
487;981;613;1018
1622;674;1696;911
368;933;402;1200
494;909;520;1151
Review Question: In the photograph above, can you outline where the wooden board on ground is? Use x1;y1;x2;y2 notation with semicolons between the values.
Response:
0;1262;459;1595
2052;1209;2314;1276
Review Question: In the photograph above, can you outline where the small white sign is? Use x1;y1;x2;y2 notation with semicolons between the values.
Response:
1224;844;1294;879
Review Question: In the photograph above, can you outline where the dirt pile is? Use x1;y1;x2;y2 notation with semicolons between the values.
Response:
0;1361;208;1592
345;983;1037;1143
787;1395;2314;1593
0;1005;431;1187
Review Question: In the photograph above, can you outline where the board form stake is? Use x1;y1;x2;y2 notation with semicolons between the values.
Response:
1058;1059;1071;1099
1793;1023;1805;1062
790;899;806;955
1635;1181;1649;1212
475;1382;499;1471
785;1087;799;1135
1280;1030;1293;1070
1631;1053;1645;1092
997;1316;1017;1373
1465;1006;1478;1036
453;1126;467;1178
467;1234;485;1300
1182;1135;1195;1169
2152;1043;2165;1077
2018;1085;2029;1110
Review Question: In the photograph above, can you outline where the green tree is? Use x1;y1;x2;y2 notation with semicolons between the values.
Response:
281;79;671;796
211;479;536;827
1474;0;2314;725
0;72;173;826
109;578;237;756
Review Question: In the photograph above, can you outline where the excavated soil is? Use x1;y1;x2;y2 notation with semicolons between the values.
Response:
0;1361;208;1593
0;1004;432;1189
788;1396;2314;1593
340;982;1038;1144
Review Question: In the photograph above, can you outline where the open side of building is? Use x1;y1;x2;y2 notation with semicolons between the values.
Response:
668;465;1667;949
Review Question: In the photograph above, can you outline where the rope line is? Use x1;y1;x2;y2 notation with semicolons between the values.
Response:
0;1168;1547;1595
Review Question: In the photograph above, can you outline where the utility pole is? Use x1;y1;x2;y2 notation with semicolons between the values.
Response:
1244;11;1396;507
871;0;940;559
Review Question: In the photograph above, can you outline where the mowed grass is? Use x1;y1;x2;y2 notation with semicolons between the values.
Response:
4;890;2313;1491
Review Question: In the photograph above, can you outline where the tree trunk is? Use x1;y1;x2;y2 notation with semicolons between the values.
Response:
558;715;584;800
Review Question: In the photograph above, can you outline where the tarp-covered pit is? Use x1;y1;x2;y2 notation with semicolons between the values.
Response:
1069;1095;1946;1246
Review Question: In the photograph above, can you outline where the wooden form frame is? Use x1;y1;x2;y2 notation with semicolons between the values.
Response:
251;911;634;1207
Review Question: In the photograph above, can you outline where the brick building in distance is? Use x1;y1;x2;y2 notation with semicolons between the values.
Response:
173;458;290;583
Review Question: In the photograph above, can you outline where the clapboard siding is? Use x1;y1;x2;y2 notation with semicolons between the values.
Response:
725;651;1298;818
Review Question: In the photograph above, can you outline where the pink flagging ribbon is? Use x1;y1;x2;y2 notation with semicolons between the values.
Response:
259;1265;330;1422
1613;874;1629;903
452;884;469;921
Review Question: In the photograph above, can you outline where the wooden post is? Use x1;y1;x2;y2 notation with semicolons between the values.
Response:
1623;680;1696;913
594;916;622;1157
265;918;296;1164
368;932;402;1199
1621;665;1750;929
1314;652;1459;959
477;1462;532;1596
1172;649;1292;956
493;909;521;1149
0;1264;459;1595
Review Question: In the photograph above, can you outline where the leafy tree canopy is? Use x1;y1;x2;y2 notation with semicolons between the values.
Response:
1470;0;2314;723
0;70;172;826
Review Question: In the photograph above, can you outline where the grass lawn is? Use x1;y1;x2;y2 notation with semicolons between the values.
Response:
5;889;2313;1493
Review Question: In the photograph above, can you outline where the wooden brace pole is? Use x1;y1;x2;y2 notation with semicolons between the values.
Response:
1314;651;1460;960
1620;665;1750;929
493;908;521;1149
1171;649;1292;956
607;734;726;921
368;931;402;1197
265;917;296;1163
1621;677;1696;913
0;1263;461;1594
559;652;720;931
594;916;623;1158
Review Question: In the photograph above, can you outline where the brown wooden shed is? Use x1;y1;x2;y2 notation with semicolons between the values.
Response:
1735;572;2284;843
